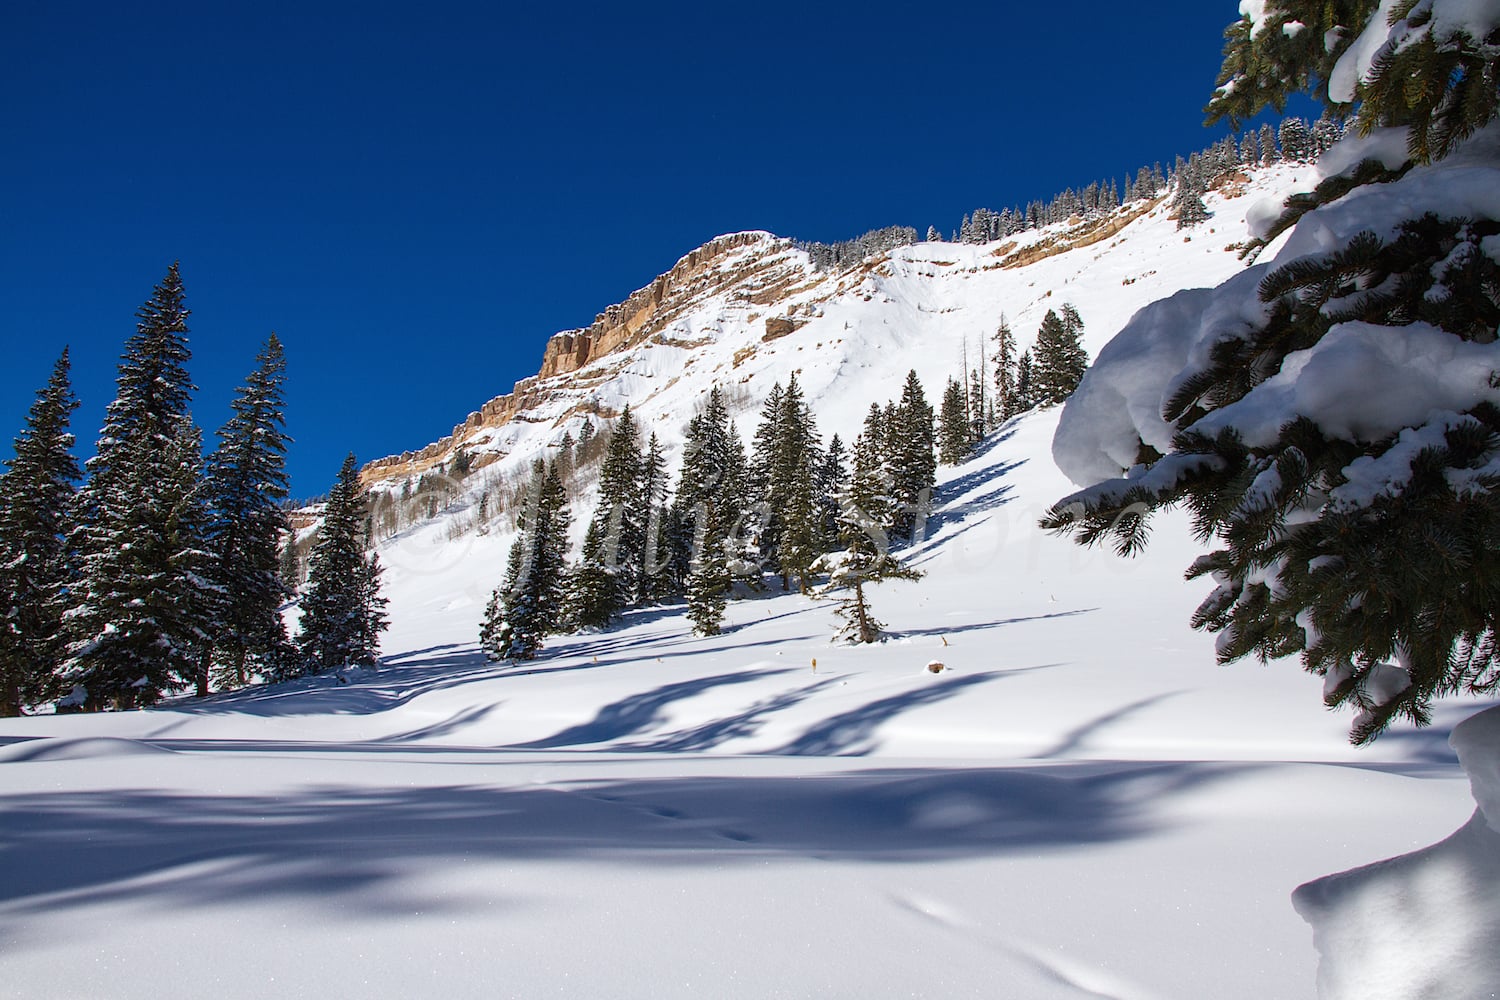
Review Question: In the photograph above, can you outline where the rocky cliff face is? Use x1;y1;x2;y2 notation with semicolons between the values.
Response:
359;231;821;487
356;162;1304;495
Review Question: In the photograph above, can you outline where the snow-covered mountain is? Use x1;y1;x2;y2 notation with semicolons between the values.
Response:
360;163;1308;501
8;156;1497;1000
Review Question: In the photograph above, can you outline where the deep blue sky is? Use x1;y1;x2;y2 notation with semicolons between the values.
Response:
1;2;1285;497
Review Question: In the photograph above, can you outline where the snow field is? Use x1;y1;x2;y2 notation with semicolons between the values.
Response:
3;157;1494;998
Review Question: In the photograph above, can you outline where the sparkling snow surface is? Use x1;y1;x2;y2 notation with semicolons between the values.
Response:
2;165;1492;998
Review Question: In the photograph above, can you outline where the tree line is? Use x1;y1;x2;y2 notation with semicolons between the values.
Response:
798;114;1341;270
0;265;388;715
482;370;942;658
938;304;1088;466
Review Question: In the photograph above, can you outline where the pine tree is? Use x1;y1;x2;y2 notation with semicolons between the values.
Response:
684;513;731;637
774;373;826;593
297;454;387;673
1258;123;1280;164
67;265;214;710
938;377;972;466
1014;350;1035;413
816;433;848;547
1031;306;1089;406
0;350;80;714
486;460;571;658
813;429;923;644
889;370;937;543
1277;116;1314;162
1052;0;1500;742
749;381;787;576
638;432;673;603
968;338;989;441
1173;157;1211;229
569;407;644;624
279;530;302;590
993;315;1019;419
201;335;292;693
673;387;753;593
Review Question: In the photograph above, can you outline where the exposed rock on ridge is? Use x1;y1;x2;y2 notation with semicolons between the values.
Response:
360;231;813;486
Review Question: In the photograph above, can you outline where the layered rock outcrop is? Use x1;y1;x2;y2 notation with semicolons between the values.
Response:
359;231;814;486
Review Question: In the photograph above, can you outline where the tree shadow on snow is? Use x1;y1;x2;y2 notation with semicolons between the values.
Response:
0;756;1249;939
154;643;504;720
772;672;1003;756
514;668;796;749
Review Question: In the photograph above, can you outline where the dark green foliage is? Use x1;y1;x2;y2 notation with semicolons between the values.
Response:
0;351;80;714
888;370;937;543
817;434;848;545
568;407;643;625
1031;305;1089;406
814;428;923;644
296;454;388;673
1046;213;1500;742
202;335;292;692
1014;350;1035;414
1206;0;1499;164
69;421;215;708
770;374;826;593
672;386;751;594
67;266;215;710
994;316;1021;420
684;523;731;637
939;377;972;466
639;433;674;603
676;395;740;636
484;460;571;659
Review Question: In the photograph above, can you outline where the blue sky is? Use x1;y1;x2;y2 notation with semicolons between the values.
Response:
1;2;1293;497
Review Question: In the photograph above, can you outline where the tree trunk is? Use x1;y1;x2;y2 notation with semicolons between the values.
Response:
195;645;212;698
853;581;874;643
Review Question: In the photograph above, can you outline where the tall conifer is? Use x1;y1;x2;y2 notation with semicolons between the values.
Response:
67;264;212;709
0;351;80;714
297;455;387;673
201;334;292;692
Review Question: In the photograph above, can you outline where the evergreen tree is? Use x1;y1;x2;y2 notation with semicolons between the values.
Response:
1051;0;1500;742
939;377;972;465
1014;350;1036;413
749;381;787;576
769;374;825;593
1277;116;1314;162
201;335;292;693
1032;305;1089;406
816;433;848;546
968;349;989;440
672;387;751;592
0;350;80;714
485;460;571;658
1173;157;1211;229
993;315;1019;419
813;429;923;644
889;370;937;542
684;514;731;637
279;530;302;590
67;265;214;709
568;520;619;630
639;432;673;602
69;420;214;708
297;454;387;673
1258;122;1281;164
569;407;644;623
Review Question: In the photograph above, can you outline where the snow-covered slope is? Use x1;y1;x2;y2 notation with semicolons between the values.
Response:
360;163;1309;503
3;161;1495;999
2;405;1489;1000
